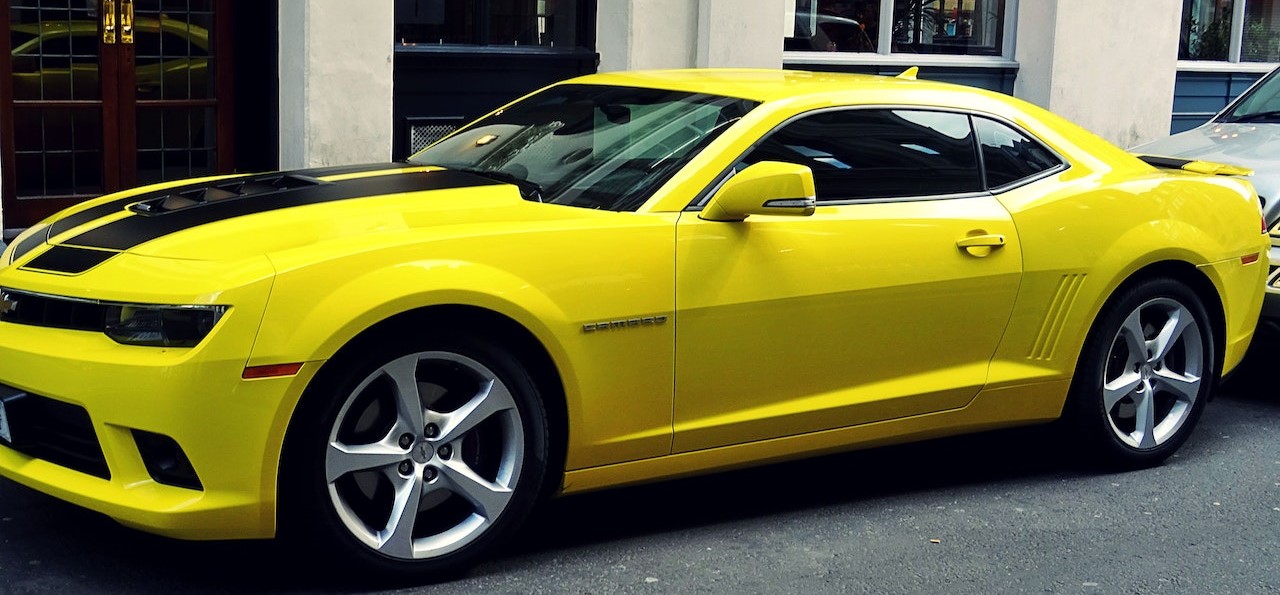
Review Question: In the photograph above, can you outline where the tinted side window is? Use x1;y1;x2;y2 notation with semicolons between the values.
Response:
741;109;981;202
974;117;1062;189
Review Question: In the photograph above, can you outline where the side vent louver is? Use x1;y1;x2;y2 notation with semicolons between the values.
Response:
1028;274;1086;361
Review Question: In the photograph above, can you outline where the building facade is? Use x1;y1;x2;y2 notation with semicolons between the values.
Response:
2;0;1277;235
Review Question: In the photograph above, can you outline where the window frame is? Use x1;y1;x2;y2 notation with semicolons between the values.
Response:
688;104;1068;211
1178;0;1280;68
393;0;596;52
782;0;1020;69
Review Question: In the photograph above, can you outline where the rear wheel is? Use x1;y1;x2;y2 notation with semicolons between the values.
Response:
284;335;548;579
1067;278;1215;468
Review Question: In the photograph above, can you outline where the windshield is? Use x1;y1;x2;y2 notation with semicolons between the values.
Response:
1220;69;1280;123
408;84;758;211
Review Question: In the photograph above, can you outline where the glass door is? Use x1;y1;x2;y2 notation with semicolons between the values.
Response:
1;0;232;230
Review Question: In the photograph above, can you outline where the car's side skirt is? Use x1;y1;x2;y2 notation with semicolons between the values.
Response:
558;379;1070;495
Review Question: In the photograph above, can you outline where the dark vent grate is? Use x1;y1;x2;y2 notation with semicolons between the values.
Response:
130;174;323;215
1;385;110;480
0;289;106;332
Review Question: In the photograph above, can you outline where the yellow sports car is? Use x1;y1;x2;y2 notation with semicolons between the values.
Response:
0;69;1269;578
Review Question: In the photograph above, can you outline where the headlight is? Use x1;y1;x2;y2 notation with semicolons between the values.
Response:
104;304;227;347
0;287;226;348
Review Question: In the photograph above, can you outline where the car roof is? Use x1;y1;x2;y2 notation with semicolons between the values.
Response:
568;68;977;104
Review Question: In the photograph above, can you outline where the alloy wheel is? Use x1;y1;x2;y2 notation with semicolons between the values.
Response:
324;351;525;560
1100;297;1204;450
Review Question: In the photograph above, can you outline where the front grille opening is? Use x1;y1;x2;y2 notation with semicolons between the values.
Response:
1;388;110;479
132;430;203;490
130;174;322;215
0;289;105;332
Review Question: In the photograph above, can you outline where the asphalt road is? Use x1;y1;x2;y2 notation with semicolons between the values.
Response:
1;333;1278;594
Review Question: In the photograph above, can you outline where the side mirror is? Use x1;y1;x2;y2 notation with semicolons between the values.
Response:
700;161;817;222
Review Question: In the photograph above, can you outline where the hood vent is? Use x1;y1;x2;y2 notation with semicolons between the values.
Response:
130;174;323;215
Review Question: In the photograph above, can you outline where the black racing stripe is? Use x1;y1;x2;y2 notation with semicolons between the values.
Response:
64;170;500;251
21;246;118;274
10;225;50;262
48;173;257;238
46;163;409;238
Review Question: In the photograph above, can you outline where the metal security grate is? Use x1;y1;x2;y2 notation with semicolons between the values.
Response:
410;124;459;153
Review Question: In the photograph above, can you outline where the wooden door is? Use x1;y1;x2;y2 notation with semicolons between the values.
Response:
1;0;233;230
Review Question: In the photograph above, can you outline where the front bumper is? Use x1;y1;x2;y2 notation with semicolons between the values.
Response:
0;271;312;539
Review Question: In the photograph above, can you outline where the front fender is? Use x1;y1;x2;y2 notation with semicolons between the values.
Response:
248;257;572;371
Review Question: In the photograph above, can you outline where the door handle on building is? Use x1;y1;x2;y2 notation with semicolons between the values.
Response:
120;0;135;44
103;0;117;44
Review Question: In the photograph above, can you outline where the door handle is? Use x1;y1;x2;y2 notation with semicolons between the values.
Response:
956;233;1006;257
120;0;135;44
103;0;117;44
956;234;1006;248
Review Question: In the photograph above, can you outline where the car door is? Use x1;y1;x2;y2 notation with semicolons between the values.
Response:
673;108;1024;452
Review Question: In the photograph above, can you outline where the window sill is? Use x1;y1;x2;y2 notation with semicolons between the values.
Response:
784;51;1018;69
1175;61;1278;73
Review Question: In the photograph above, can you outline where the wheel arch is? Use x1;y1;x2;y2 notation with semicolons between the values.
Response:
1090;259;1227;382
276;303;571;530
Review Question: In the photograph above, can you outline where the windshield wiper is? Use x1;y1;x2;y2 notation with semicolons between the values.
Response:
1224;110;1280;123
446;167;545;202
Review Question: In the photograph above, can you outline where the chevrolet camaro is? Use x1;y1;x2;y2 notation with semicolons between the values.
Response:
0;69;1269;578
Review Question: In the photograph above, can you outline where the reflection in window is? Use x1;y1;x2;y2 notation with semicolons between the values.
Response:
973;117;1061;189
409;85;757;211
786;0;879;52
1243;0;1279;62
395;0;583;48
741;109;982;202
1181;0;1280;62
786;0;1005;56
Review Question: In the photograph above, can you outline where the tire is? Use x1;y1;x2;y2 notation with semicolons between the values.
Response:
282;333;549;581
1066;277;1216;469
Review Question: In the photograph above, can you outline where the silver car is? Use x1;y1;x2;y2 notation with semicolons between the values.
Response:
1133;67;1280;329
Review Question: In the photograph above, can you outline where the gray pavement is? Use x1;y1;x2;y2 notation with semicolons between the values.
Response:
1;332;1277;594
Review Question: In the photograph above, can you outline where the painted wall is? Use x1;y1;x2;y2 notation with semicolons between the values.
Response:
598;0;786;71
1013;0;1182;148
279;0;395;169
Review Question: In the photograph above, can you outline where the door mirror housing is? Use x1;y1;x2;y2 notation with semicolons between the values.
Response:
700;161;817;222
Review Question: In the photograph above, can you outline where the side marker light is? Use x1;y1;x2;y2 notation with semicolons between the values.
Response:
242;363;304;379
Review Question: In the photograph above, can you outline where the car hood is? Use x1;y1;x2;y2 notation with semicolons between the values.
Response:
5;164;605;274
1133;122;1280;221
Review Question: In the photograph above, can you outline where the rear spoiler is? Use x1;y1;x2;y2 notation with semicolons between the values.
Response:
1134;154;1254;176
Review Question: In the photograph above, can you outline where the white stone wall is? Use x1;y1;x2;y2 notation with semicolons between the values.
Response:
598;0;786;71
1013;0;1182;148
278;0;396;169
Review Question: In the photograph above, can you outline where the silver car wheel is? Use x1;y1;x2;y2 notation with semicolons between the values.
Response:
1101;297;1204;450
324;351;525;561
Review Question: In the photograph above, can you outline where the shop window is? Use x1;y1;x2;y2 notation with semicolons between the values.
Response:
394;0;585;49
1181;0;1280;62
786;0;1006;57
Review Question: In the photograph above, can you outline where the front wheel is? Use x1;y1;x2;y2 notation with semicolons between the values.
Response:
283;336;549;580
1066;278;1216;469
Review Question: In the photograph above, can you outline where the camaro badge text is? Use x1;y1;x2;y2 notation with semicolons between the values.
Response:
582;315;669;333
